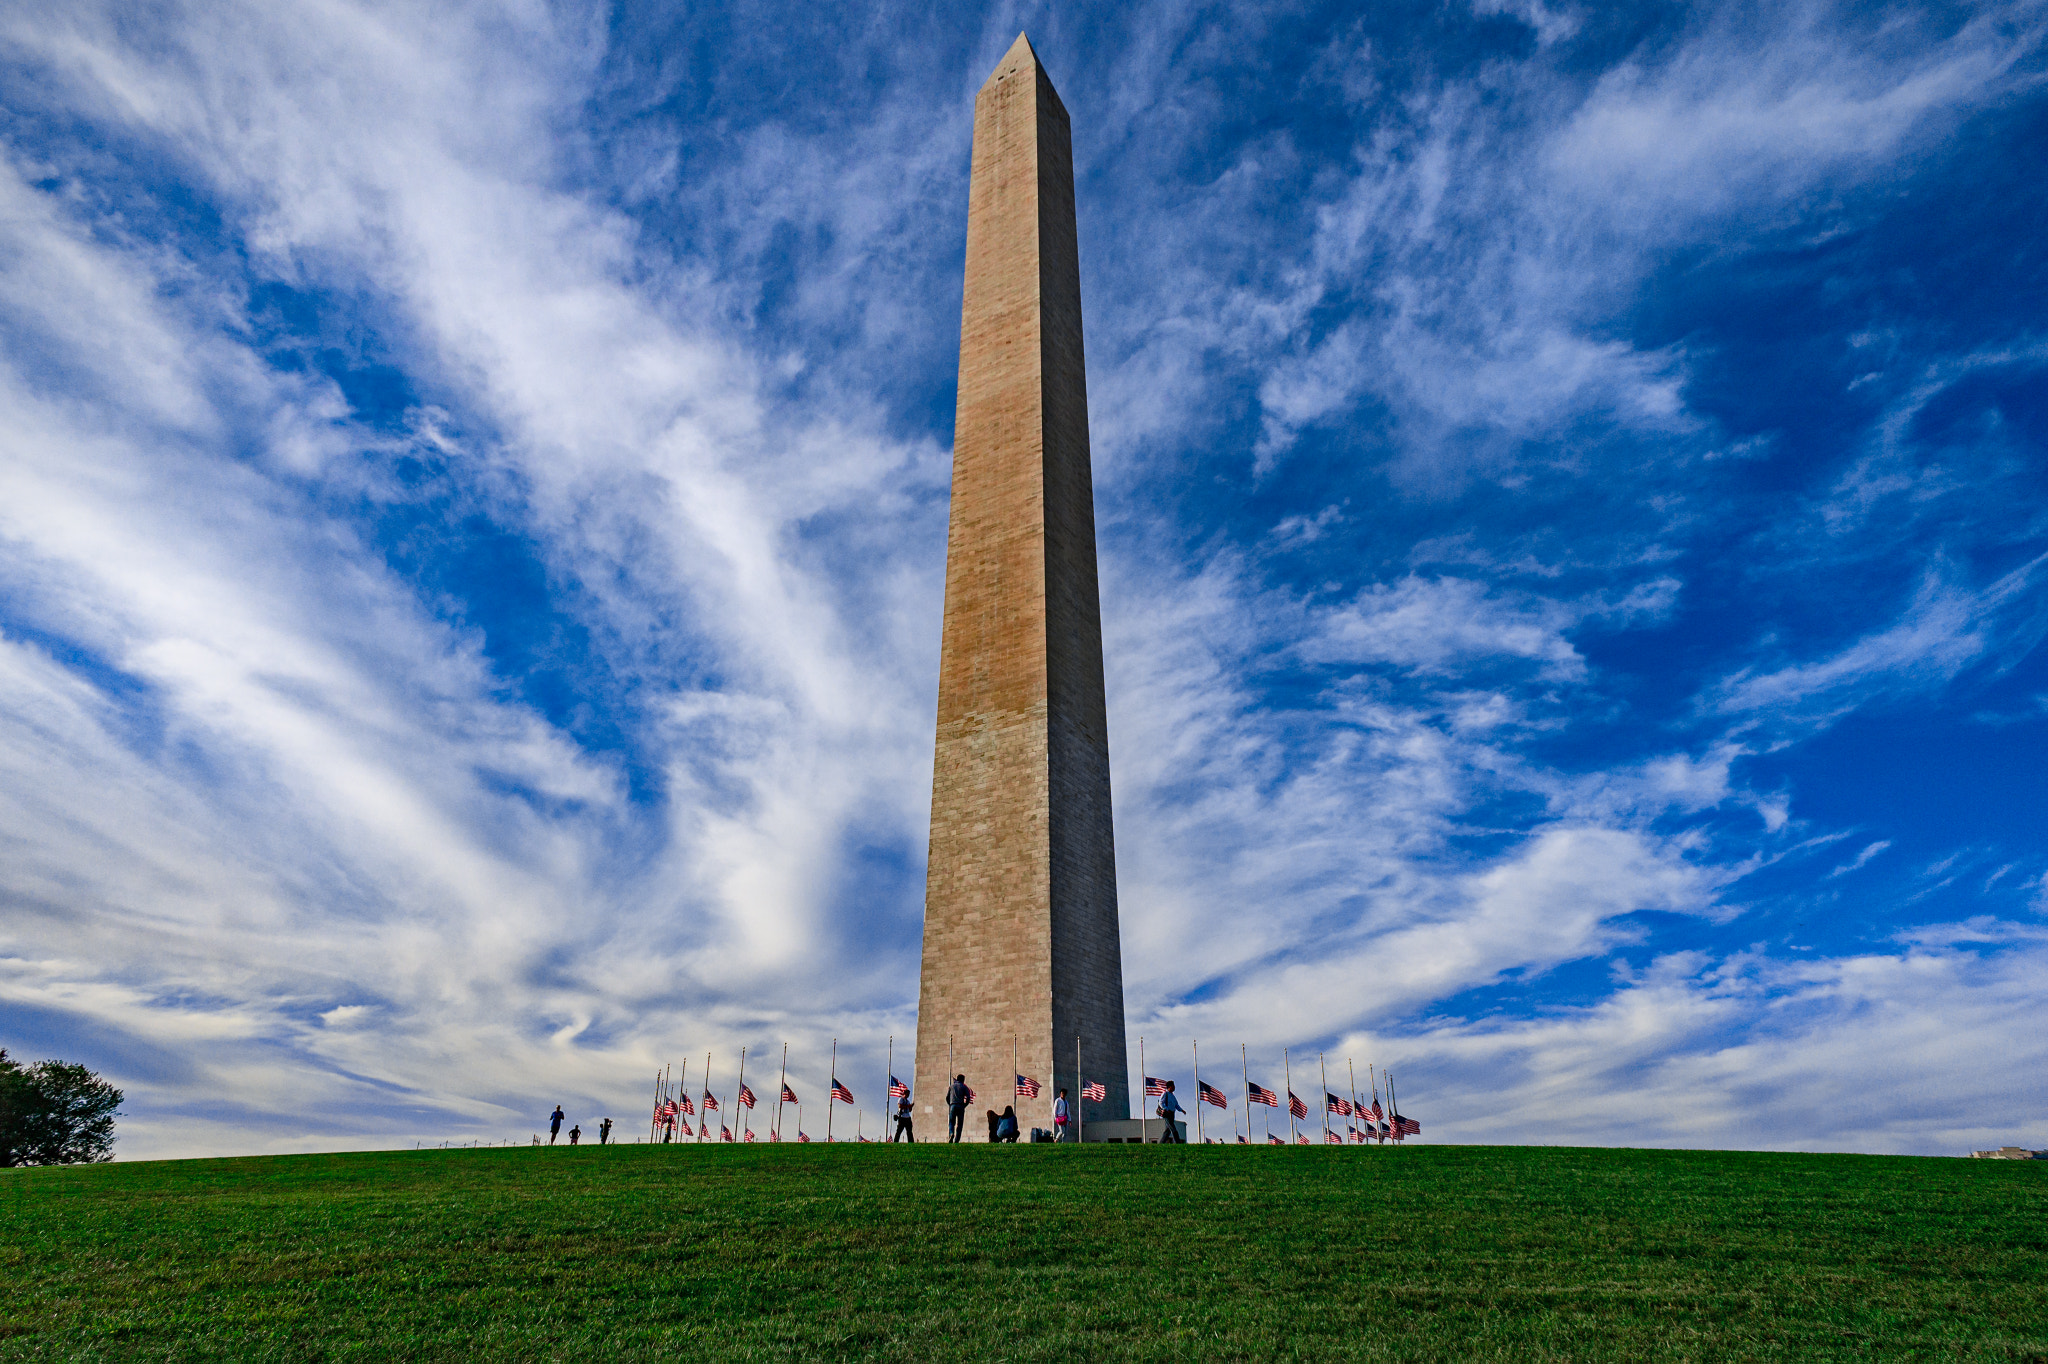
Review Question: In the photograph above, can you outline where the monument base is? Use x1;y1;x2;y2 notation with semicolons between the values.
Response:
1080;1118;1187;1143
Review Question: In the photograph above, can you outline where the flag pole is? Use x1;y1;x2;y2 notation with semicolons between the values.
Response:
1389;1070;1401;1144
677;1058;688;1141
1284;1048;1295;1144
1139;1035;1149;1145
1349;1058;1361;1146
775;1043;788;1142
1241;1043;1250;1142
1193;1039;1203;1144
650;1068;660;1143
1371;1063;1383;1144
828;1038;837;1144
1013;1036;1018;1121
735;1046;748;1145
699;1051;712;1144
1075;1035;1084;1146
886;1034;893;1144
1319;1052;1331;1145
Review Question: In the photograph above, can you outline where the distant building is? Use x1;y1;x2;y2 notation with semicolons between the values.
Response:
1969;1146;2046;1159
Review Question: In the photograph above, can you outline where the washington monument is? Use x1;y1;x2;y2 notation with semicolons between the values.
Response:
912;35;1130;1139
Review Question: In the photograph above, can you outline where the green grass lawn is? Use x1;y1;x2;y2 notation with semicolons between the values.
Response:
2;1142;2043;1360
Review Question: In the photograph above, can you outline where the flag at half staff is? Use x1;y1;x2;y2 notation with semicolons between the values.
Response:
679;1093;695;1114
1144;1076;1169;1096
1287;1091;1309;1120
737;1084;757;1109
831;1079;855;1105
781;1084;799;1105
1247;1081;1279;1107
678;1117;693;1137
1395;1115;1422;1136
1266;1133;1285;1144
1324;1129;1344;1143
702;1091;719;1112
1295;1132;1310;1144
798;1131;811;1143
1326;1092;1353;1116
889;1076;909;1100
1015;1074;1041;1098
744;1129;755;1142
1197;1080;1228;1108
1081;1081;1106;1103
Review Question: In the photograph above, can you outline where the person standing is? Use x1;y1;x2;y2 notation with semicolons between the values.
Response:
598;1117;613;1146
549;1105;565;1145
893;1091;915;1143
568;1124;581;1146
1052;1087;1071;1143
1155;1081;1184;1143
945;1074;970;1143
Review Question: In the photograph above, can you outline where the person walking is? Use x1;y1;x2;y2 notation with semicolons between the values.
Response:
892;1091;915;1143
1052;1087;1071;1143
548;1105;565;1145
568;1124;581;1146
1156;1081;1185;1143
945;1074;971;1143
598;1117;612;1146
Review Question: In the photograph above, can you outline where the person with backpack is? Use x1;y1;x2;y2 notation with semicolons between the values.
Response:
945;1074;971;1143
892;1090;915;1143
1155;1081;1184;1143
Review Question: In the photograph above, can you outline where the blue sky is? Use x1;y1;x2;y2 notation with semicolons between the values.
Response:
1;0;2043;1158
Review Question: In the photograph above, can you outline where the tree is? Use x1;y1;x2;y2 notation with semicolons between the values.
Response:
0;1048;123;1167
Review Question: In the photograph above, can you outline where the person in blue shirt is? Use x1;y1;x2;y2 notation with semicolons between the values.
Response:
548;1105;565;1144
995;1106;1020;1142
1155;1081;1185;1143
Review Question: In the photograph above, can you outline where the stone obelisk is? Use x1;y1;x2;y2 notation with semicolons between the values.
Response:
913;34;1129;1140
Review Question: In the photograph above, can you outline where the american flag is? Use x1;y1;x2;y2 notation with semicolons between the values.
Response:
737;1084;757;1109
1368;1100;1383;1120
965;1086;977;1104
1266;1133;1285;1144
798;1130;810;1143
1246;1081;1279;1107
720;1125;732;1141
1287;1091;1308;1120
679;1093;695;1115
831;1079;855;1105
781;1084;799;1105
702;1091;719;1112
1324;1129;1345;1144
678;1117;693;1137
1326;1093;1353;1117
1144;1076;1169;1096
1295;1133;1310;1145
655;1100;676;1121
743;1129;756;1143
1197;1080;1228;1109
769;1129;780;1142
889;1075;909;1100
1081;1081;1106;1102
1394;1115;1422;1136
1015;1074;1041;1098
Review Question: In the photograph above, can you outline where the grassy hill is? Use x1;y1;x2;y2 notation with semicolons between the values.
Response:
2;1142;2042;1360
